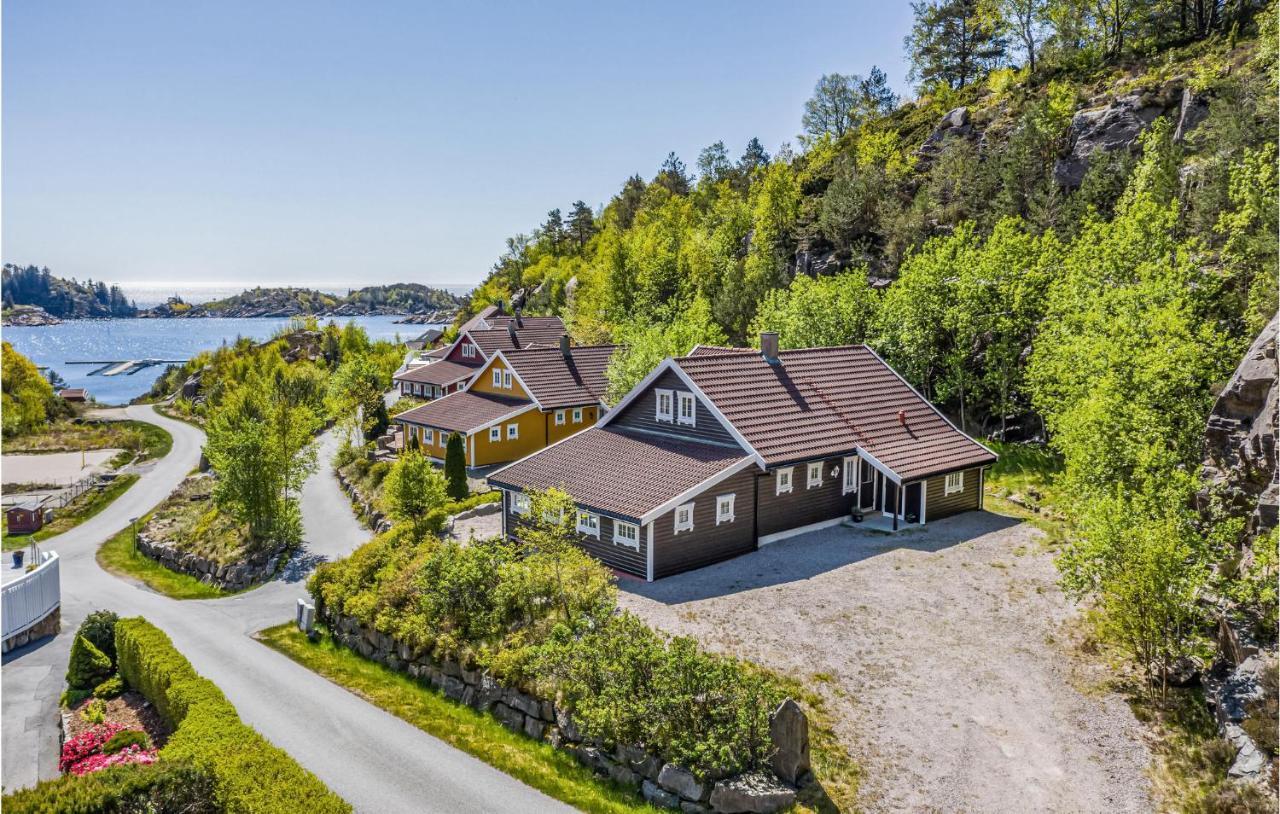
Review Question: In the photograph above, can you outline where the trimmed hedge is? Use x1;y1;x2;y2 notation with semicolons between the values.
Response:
114;618;350;814
2;760;218;814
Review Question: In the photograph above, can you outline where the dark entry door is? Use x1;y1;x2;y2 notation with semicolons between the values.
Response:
905;482;922;523
882;480;898;516
860;462;876;509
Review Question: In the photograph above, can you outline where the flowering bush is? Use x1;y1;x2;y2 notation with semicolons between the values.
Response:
68;744;158;776
59;723;124;772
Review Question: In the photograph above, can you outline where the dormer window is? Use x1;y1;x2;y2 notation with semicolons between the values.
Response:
492;369;502;387
677;392;696;427
655;389;673;422
576;511;600;538
461;342;476;358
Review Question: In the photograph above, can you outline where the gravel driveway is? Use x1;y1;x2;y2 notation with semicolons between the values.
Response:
618;511;1153;814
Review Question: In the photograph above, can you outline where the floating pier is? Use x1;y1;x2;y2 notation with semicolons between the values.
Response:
65;359;187;377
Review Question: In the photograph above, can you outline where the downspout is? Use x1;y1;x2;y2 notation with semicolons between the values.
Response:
752;470;760;547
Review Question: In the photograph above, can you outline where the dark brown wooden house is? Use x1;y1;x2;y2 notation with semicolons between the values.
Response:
489;333;997;581
5;499;49;535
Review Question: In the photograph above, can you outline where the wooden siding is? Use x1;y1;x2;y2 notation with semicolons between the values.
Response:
403;423;455;460
924;467;982;521
547;405;597;443
650;468;757;579
502;491;648;577
470;357;529;400
471;406;545;467
442;336;486;366
755;456;857;538
610;369;741;449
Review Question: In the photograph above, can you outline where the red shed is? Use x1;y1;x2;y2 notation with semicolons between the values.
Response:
5;500;49;535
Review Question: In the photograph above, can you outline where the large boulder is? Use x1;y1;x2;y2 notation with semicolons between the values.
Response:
708;773;796;814
658;764;706;801
768;698;810;784
1053;93;1165;187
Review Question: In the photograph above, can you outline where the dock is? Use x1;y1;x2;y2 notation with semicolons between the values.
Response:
65;359;187;377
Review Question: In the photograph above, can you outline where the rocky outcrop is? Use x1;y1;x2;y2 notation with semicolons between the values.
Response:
917;106;975;161
1054;93;1165;187
1;304;63;326
1173;86;1210;143
323;610;804;813
135;533;284;592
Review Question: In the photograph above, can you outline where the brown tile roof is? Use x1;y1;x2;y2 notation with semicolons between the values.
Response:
394;359;477;387
467;323;566;356
675;346;995;480
394;391;531;433
489;427;750;520
502;345;618;409
457;304;503;335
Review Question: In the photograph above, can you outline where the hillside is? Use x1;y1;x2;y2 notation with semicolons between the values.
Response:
2;263;137;318
151;283;462;318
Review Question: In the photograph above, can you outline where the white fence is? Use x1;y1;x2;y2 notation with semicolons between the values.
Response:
2;551;60;640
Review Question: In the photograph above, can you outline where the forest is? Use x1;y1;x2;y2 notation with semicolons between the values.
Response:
459;1;1278;798
1;264;138;318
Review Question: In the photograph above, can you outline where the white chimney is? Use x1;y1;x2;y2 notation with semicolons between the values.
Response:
761;332;780;364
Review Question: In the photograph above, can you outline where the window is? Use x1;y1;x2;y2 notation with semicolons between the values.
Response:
503;370;512;389
576;511;599;538
489;426;501;442
655;388;673;422
542;508;564;524
512;493;530;515
677;392;696;427
945;471;965;495
507;423;519;440
674;502;695;534
492;369;502;387
716;494;735;525
776;467;793;495
461;342;476;358
572;408;583;423
555;410;566;426
843;457;858;494
614;521;640;550
423;428;434;446
807;462;823;488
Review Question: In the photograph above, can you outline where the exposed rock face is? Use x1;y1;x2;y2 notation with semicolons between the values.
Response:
1053;92;1165;187
1;304;63;326
917;106;974;160
1198;313;1278;546
1173;86;1210;143
768;698;810;784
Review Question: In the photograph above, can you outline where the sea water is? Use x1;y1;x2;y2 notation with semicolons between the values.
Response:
3;316;438;405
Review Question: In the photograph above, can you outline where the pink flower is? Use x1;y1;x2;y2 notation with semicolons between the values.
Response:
59;723;125;773
68;745;158;776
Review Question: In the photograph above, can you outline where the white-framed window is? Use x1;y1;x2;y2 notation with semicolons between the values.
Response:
776;467;793;495
674;502;695;534
843;456;858;494
555;410;566;426
423;428;434;446
576;511;599;538
807;462;823;488
512;493;530;515
489;426;501;442
677;392;696;427
655;388;674;422
572;408;583;423
507;423;519;440
542;508;564;524
945;471;965;495
614;521;640;550
716;494;735;525
461;342;476;358
492;368;503;387
503;370;512;389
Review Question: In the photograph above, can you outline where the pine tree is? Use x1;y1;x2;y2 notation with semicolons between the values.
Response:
542;208;566;255
906;0;1008;89
444;432;468;500
568;201;596;250
656;152;690;196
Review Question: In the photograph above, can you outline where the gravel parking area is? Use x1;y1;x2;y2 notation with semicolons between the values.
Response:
618;511;1153;814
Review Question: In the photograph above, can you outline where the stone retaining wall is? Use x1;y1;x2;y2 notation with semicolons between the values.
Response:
334;466;392;533
324;611;805;813
2;606;59;654
136;534;284;592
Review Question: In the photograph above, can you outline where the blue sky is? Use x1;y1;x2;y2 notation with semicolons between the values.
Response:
3;1;916;289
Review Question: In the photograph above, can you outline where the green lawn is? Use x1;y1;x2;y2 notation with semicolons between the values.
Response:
2;474;141;550
256;624;660;814
96;518;229;600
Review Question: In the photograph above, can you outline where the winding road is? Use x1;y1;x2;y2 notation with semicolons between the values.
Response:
1;405;568;813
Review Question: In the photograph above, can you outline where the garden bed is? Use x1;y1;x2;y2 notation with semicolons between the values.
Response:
62;692;169;752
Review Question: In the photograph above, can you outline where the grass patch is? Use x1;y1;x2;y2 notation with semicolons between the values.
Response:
96;518;229;600
2;474;140;549
768;675;862;813
4;419;172;462
255;624;660;814
985;440;1063;506
388;395;429;415
142;476;249;565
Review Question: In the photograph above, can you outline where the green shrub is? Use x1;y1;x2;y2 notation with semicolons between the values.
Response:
66;636;113;692
445;432;468;500
80;699;107;725
366;460;392;489
1;760;218;814
60;688;93;708
115;618;349;813
92;674;124;700
101;729;151;755
77;611;120;665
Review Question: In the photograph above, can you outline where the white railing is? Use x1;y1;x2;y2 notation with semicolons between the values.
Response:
2;551;60;640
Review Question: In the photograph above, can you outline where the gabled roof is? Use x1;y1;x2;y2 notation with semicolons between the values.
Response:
493;345;618;409
489;427;753;522
393;359;476;387
465;322;566;356
675;345;995;480
457;304;503;335
394;391;531;434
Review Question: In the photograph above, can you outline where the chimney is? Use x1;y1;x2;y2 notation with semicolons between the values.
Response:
507;323;518;344
560;334;571;359
515;313;524;329
897;410;907;425
760;331;780;364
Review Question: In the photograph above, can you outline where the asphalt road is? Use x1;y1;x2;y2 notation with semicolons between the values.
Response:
1;405;568;813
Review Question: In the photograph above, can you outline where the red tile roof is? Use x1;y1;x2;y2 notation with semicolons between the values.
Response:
394;391;531;433
676;345;995;480
489;428;750;519
502;345;618;409
393;359;477;387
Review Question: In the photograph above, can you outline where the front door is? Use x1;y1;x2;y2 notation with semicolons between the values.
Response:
859;460;876;509
881;479;898;517
905;482;922;523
